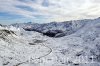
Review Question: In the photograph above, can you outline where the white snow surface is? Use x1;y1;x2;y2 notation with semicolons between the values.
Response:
0;20;100;66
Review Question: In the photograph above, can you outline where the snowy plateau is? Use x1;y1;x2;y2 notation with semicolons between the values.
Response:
0;17;100;66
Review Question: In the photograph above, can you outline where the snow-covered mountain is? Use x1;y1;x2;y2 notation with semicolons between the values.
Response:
0;17;100;66
11;18;100;38
11;19;90;37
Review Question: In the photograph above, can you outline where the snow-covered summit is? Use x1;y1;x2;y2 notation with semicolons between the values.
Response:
11;21;81;37
11;18;99;37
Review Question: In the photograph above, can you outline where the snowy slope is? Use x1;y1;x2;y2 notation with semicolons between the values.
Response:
11;19;88;37
0;27;52;66
0;18;100;66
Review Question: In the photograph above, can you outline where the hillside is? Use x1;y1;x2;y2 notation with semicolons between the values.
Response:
0;18;100;66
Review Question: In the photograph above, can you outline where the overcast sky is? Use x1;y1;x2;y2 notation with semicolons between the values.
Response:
0;0;100;24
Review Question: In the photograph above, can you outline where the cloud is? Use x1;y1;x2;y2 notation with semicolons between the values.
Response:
0;0;100;23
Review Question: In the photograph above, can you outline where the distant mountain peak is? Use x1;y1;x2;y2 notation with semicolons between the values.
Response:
27;22;33;24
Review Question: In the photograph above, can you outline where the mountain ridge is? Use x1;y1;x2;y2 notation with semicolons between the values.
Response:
10;18;96;37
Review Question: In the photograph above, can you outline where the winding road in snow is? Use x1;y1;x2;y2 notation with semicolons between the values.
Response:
14;42;52;66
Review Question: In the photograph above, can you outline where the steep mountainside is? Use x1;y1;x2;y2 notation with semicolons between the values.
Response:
11;19;92;37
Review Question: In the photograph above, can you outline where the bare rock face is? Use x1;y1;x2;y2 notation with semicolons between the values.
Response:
43;30;63;37
0;29;15;40
0;24;2;26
